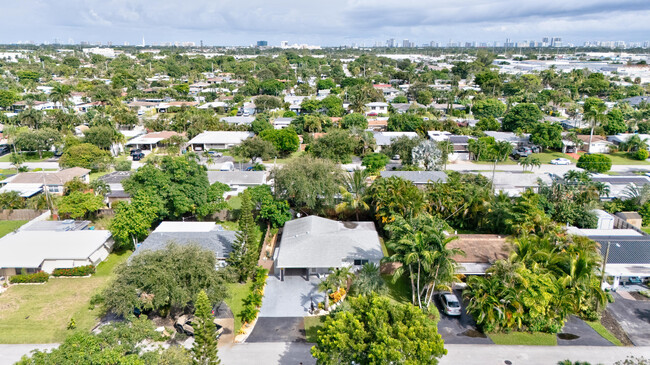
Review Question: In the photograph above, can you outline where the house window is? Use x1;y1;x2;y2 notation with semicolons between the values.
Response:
354;259;369;266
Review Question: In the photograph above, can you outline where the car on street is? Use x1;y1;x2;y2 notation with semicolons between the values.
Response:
550;158;572;165
438;291;462;316
392;154;400;160
207;151;223;157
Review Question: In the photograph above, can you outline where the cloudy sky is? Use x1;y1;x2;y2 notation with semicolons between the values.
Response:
3;0;650;46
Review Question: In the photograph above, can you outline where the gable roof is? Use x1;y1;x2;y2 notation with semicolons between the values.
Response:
373;131;419;146
276;216;383;269
590;236;650;265
134;222;236;259
2;167;90;185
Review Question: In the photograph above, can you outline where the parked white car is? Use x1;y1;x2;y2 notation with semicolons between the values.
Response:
550;158;572;165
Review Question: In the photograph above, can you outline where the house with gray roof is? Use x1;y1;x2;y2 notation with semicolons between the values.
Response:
372;131;419;151
207;171;268;198
133;221;236;267
274;216;383;281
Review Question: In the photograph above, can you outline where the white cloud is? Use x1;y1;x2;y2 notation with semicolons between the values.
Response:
2;0;650;45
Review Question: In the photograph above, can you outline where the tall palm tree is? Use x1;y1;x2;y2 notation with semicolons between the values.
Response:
335;169;369;220
583;103;607;154
351;263;386;296
50;83;72;110
317;275;338;311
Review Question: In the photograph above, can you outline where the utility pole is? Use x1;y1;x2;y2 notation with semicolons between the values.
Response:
491;158;497;193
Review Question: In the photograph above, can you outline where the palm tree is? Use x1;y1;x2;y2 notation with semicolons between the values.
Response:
335;169;369;220
438;140;453;169
317;275;338;311
422;232;464;307
621;134;649;153
518;156;541;172
583;102;607;153
50;83;72;110
351;263;386;296
331;267;354;292
492;141;513;162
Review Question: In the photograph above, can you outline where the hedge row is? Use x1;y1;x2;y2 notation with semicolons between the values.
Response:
10;272;50;284
52;265;96;277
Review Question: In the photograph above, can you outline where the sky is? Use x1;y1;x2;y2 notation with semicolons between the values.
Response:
2;0;650;46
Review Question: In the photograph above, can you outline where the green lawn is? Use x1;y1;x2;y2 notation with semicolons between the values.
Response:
304;316;325;343
263;151;304;165
488;332;557;346
601;152;650;165
474;151;577;166
0;152;54;163
227;195;242;210
0;251;131;343
643;227;650;234
585;320;623;346
89;170;111;182
382;274;412;305
0;220;28;238
224;281;253;334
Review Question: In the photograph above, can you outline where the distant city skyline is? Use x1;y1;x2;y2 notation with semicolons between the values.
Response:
2;0;650;47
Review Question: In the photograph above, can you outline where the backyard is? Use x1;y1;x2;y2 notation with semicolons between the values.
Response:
474;151;577;166
0;251;131;343
224;281;253;334
0;220;27;238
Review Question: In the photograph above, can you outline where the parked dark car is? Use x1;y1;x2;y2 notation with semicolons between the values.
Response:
0;145;10;156
132;152;145;161
129;148;142;156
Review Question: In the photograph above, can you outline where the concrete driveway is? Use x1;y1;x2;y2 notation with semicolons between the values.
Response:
246;317;306;343
435;290;493;344
258;275;324;318
557;316;615;346
607;293;650;346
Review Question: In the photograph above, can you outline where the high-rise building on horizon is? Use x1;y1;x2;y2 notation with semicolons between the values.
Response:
256;40;268;47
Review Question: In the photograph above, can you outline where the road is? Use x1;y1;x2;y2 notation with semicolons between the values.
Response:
5;342;650;365
445;161;650;174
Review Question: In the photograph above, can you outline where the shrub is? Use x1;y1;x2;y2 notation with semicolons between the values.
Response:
238;303;259;324
10;271;49;283
115;160;132;171
632;149;649;161
52;265;96;277
329;288;346;303
576;153;612;173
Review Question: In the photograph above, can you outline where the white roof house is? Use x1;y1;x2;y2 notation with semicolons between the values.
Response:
0;230;113;276
188;131;254;150
275;216;384;281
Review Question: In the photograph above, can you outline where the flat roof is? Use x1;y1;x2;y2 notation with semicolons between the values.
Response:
154;221;218;233
188;131;254;145
448;234;509;264
0;230;112;268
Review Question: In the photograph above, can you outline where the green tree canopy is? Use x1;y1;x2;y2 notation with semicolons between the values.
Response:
577;153;612;173
311;294;446;365
59;143;113;171
309;129;357;163
259;128;300;156
502;103;543;132
272;156;344;213
341;113;368;129
472;98;506;119
529;122;563;151
102;244;227;317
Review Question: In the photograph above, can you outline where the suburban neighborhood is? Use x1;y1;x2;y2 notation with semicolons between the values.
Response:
1;8;650;364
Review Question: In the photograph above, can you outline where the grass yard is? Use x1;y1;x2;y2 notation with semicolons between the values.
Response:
89;170;111;182
0;251;131;344
382;274;412;305
0;220;28;238
585;320;623;346
263;151;304;165
0;152;54;163
488;332;558;346
304;315;325;343
577;151;650;165
224;281;253;334
227;195;242;210
643;227;650;235
474;151;577;166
